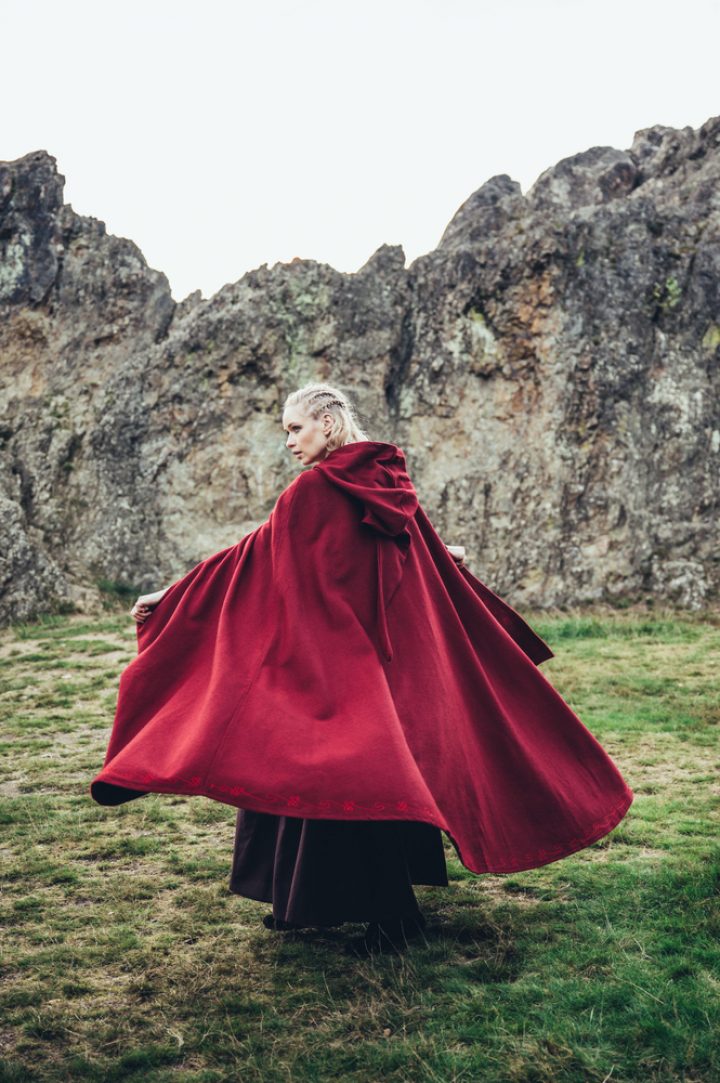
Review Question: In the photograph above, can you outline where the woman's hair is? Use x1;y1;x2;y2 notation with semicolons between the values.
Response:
283;383;369;453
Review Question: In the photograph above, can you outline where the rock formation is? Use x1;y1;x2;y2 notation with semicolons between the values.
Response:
1;117;718;626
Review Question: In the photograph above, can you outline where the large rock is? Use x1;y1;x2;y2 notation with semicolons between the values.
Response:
1;120;718;625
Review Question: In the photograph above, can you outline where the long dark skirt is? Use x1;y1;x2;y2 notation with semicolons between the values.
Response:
229;809;449;927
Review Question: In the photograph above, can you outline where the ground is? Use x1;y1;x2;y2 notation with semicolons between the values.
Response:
0;604;718;1082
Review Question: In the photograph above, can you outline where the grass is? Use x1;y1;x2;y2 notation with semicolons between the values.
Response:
0;603;718;1082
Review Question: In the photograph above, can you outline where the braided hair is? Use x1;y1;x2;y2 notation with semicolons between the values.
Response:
283;383;369;453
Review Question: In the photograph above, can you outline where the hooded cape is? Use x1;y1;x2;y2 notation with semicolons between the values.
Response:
91;441;633;875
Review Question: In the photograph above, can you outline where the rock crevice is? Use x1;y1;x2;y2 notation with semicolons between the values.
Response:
1;120;719;624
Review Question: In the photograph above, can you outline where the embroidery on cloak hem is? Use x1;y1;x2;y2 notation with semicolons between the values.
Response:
118;772;437;817
98;772;632;872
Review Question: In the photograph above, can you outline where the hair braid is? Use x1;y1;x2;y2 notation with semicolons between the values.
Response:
283;383;369;452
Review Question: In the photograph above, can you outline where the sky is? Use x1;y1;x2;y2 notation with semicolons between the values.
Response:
2;0;719;302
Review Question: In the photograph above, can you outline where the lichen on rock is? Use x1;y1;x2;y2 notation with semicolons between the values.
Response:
1;118;719;624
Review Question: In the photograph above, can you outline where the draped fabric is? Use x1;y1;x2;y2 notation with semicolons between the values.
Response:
91;441;633;874
228;810;449;925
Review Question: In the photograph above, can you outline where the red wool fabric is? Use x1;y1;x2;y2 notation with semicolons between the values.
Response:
91;440;634;874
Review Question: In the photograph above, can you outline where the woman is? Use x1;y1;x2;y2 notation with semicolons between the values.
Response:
92;382;634;956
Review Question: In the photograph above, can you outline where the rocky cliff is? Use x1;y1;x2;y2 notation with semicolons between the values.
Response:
1;117;719;625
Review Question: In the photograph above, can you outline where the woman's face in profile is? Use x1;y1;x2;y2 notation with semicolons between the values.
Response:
282;406;331;467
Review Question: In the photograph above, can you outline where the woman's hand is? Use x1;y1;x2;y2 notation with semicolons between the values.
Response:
130;589;167;625
446;545;466;566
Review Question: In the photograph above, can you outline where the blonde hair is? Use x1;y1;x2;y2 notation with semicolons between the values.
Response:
283;383;369;453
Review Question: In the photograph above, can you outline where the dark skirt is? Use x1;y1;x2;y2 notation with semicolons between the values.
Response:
229;809;449;926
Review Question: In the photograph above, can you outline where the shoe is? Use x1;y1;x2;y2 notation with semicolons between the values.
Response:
262;914;302;931
344;912;427;957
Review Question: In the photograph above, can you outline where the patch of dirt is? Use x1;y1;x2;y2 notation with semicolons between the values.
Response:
0;638;55;661
476;876;545;907
0;1029;18;1055
44;725;108;749
620;734;717;790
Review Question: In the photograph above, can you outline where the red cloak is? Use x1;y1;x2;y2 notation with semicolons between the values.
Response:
90;440;633;874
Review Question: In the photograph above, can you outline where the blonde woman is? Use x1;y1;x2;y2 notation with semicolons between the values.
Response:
94;382;633;957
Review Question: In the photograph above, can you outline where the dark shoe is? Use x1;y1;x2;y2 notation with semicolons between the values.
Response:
344;912;427;957
262;914;302;931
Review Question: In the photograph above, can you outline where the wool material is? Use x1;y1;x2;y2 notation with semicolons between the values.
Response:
91;441;634;874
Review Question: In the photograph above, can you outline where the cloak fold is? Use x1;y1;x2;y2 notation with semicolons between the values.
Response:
90;440;633;875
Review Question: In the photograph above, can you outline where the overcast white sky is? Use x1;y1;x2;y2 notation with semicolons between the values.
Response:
2;0;718;302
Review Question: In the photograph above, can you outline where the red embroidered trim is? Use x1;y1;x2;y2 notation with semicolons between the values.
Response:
491;790;634;868
121;772;437;818
448;788;635;874
99;771;633;874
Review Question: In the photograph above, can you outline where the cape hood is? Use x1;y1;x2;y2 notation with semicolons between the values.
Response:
315;442;419;662
317;441;419;539
90;440;633;874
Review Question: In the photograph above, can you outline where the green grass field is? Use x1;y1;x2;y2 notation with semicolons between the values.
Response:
1;605;718;1083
